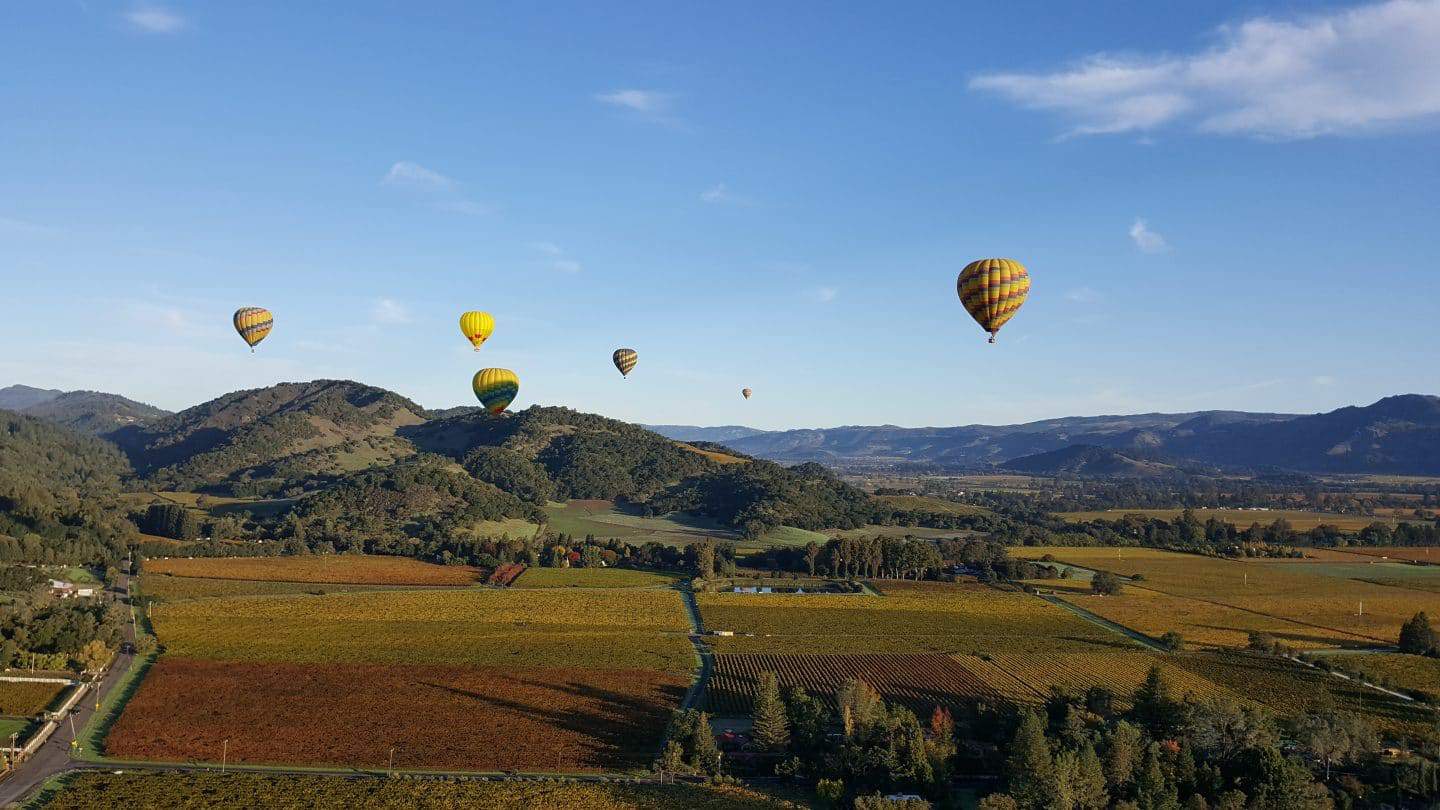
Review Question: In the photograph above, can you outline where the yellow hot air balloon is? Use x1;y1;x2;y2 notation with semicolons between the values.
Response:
459;311;495;351
612;348;638;378
741;388;753;400
233;307;273;352
956;258;1030;343
473;368;519;414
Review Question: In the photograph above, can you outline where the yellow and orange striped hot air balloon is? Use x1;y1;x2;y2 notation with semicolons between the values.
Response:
233;307;273;352
459;311;495;351
473;368;519;415
612;348;638;378
956;258;1030;343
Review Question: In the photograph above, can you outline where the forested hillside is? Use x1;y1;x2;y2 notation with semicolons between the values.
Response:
649;460;873;538
0;410;137;563
108;380;427;492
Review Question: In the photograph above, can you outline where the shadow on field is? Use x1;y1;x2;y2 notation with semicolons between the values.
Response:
416;677;686;768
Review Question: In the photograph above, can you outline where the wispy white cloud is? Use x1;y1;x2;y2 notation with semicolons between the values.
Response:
381;161;491;216
124;5;185;34
595;89;671;113
1065;287;1104;304
1129;218;1168;253
700;183;752;205
1313;375;1338;386
594;89;682;126
371;298;412;325
382;161;457;190
529;243;581;273
807;286;839;303
970;0;1440;139
0;216;56;235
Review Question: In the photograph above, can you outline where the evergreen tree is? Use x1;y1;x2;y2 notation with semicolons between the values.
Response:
1135;742;1177;810
1005;709;1056;809
1105;720;1143;794
1399;611;1437;655
1074;742;1110;810
690;711;722;776
751;671;791;753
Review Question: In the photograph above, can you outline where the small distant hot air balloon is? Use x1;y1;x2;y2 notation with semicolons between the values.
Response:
233;307;273;352
473;368;519;414
459;311;495;351
612;348;638;378
741;388;753;400
957;258;1030;343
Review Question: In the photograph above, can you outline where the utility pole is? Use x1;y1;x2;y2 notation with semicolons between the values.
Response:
222;738;229;774
388;746;395;776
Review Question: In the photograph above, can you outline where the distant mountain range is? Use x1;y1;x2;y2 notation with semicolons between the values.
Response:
7;381;1440;476
641;425;772;443
0;384;170;434
650;395;1440;476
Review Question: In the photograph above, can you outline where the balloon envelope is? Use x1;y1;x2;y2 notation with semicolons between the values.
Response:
956;258;1030;343
459;311;495;351
741;388;752;399
233;307;273;350
612;348;638;377
473;368;520;414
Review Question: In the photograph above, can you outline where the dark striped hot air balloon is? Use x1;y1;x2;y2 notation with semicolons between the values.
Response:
612;348;638;378
233;307;273;352
956;258;1030;343
741;388;752;400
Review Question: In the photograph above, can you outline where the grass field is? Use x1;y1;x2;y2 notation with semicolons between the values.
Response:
872;494;994;517
106;659;687;771
0;716;31;743
1324;652;1440;699
141;575;408;602
512;568;681;589
144;555;483;586
980;651;1242;708
696;583;1128;656
37;772;805;809
150;589;694;672
1054;508;1400;532
1168;650;1430;737
543;500;828;549
1013;547;1437;649
471;517;543;539
0;680;69;715
1339;546;1440;564
676;443;748;465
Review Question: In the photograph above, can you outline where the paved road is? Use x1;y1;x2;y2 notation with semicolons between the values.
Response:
676;585;714;713
0;573;137;808
1037;593;1167;652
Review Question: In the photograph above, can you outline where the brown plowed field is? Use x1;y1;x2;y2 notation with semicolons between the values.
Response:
704;653;999;715
106;658;686;771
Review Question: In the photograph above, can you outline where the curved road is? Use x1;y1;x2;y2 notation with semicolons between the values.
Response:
0;573;136;808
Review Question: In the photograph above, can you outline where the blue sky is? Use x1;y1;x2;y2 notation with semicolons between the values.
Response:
2;1;1437;429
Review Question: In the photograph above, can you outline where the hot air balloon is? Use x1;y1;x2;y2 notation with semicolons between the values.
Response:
956;258;1030;343
459;311;495;351
473;368;519;414
233;307;273;352
741;388;753;400
612;348;638;378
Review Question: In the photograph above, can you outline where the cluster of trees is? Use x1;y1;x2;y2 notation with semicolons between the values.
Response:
660;675;950;804
1399;612;1437;657
0;410;137;565
649;461;875;538
741;537;1053;585
285;456;542;551
0;595;125;673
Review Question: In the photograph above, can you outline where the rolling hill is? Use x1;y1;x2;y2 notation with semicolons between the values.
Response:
1002;445;1181;478
106;380;427;491
0;385;169;434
